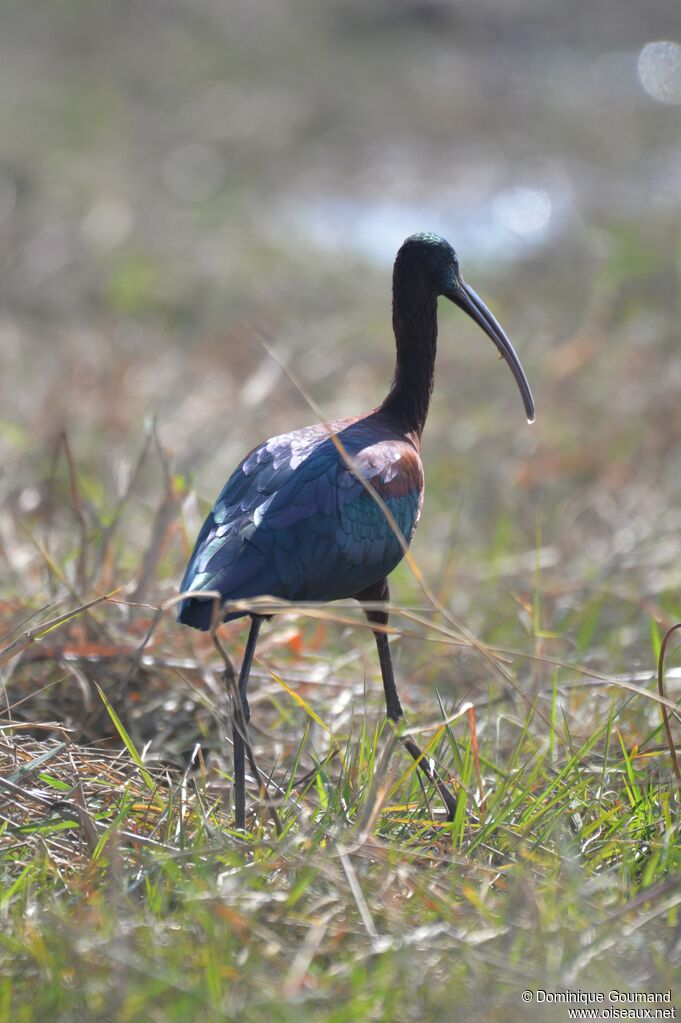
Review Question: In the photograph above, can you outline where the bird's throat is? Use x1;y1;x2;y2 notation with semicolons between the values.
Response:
381;290;438;438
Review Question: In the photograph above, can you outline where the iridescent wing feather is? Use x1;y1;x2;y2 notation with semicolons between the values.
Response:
177;415;423;630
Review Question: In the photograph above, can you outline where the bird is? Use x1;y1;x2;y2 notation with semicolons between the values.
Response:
177;232;535;830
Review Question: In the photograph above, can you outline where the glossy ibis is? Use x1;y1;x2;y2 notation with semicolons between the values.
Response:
178;232;534;829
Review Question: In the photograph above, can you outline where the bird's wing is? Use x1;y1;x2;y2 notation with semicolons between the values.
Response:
177;419;423;629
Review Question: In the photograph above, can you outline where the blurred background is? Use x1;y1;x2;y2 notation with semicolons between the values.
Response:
1;0;681;729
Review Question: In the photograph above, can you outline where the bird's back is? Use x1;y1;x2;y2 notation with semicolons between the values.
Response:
177;412;424;630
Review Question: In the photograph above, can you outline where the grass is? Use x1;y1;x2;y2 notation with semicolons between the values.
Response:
0;679;678;1021
1;231;680;1014
0;433;679;1020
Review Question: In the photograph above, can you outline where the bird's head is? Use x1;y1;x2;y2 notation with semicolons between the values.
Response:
396;233;535;423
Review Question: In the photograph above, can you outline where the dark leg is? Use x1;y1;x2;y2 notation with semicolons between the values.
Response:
356;580;458;821
232;615;262;830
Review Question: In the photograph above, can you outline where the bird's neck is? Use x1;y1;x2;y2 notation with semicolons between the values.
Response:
380;283;438;439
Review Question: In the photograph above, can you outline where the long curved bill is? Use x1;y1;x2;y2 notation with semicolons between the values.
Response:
448;278;535;424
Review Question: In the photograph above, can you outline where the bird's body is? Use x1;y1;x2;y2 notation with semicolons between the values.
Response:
177;232;534;827
178;412;423;630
